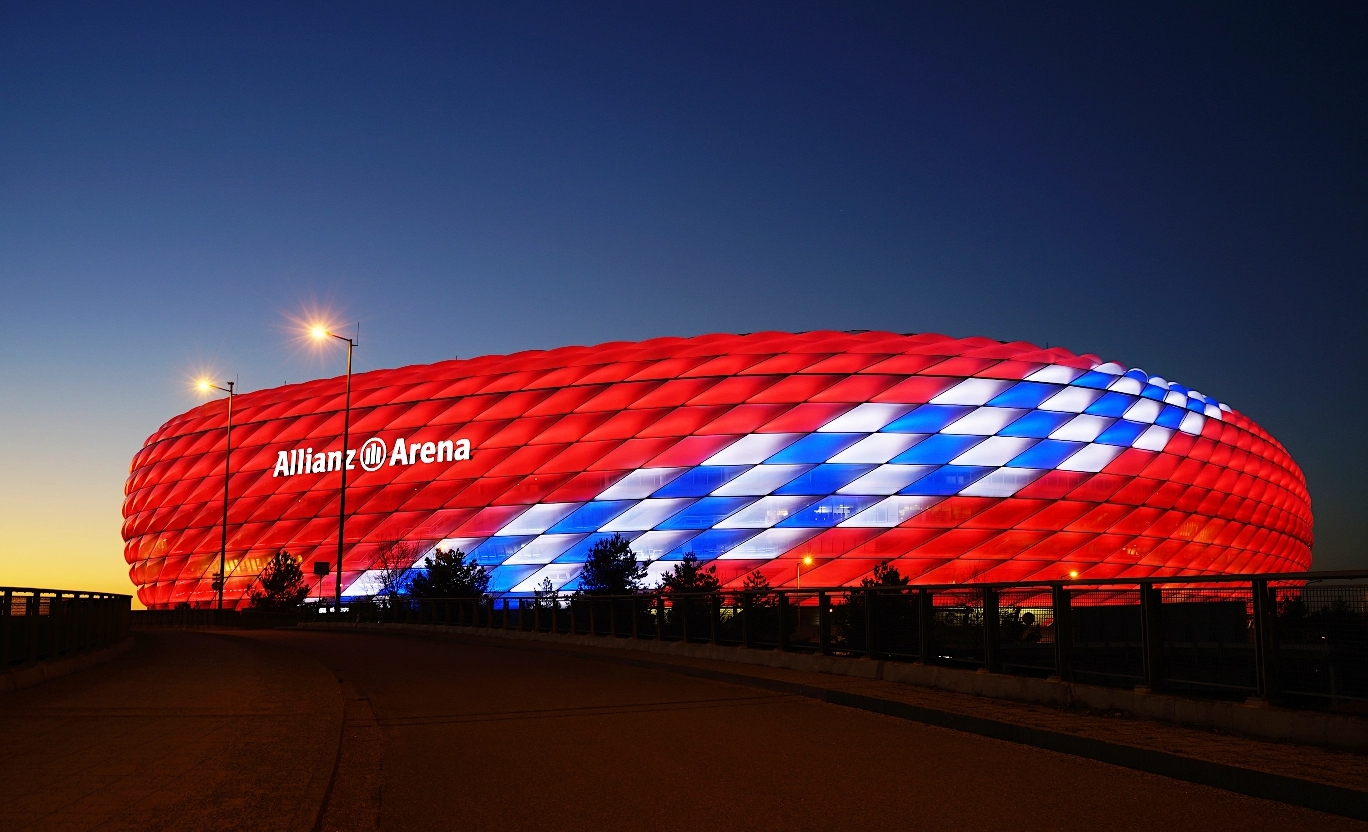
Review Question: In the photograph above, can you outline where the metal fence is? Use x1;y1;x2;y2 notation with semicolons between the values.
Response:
314;570;1368;712
2;587;131;668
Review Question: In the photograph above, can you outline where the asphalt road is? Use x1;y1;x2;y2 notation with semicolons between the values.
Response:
236;629;1364;832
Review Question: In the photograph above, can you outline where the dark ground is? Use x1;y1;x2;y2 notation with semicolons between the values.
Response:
2;628;1363;831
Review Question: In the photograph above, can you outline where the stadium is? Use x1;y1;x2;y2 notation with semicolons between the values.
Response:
122;331;1313;609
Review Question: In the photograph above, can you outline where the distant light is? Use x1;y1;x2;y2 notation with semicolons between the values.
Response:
1069;570;1079;579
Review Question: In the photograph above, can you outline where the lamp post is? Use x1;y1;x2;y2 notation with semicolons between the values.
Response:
796;554;814;589
197;379;235;610
311;325;356;611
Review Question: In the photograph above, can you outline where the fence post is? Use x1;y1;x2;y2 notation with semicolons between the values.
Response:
777;593;788;652
1051;585;1073;682
1;589;10;668
569;598;577;635
609;597;618;637
1139;583;1164;691
863;589;875;659
588;598;597;636
982;587;1000;672
741;592;751;649
680;595;690;643
710;593;719;645
1251;579;1279;701
655;594;664;640
630;597;639;639
917;589;933;664
27;594;39;663
49;594;62;658
818;591;830;655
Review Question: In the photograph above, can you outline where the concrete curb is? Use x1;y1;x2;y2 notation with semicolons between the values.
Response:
0;636;136;695
302;621;1368;821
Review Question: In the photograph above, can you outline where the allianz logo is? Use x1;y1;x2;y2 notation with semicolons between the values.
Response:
273;436;472;477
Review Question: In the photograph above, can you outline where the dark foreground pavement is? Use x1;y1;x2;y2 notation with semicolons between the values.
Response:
0;630;340;832
3;628;1364;831
257;629;1363;832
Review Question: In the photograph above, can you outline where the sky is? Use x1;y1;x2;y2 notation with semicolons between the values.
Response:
1;1;1365;599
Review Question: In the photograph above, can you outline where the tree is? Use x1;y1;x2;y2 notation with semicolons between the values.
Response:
374;540;423;598
740;570;772;593
248;550;308;610
408;547;489;598
577;534;646;594
659;551;720;594
838;561;914;652
739;570;776;606
861;561;910;588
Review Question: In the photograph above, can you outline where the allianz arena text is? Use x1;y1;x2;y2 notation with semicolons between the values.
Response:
122;331;1312;609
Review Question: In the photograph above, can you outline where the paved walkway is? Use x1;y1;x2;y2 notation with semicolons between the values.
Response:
3;628;1364;831
248;628;1362;832
0;630;341;832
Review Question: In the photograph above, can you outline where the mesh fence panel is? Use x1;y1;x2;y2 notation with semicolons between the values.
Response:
996;587;1054;677
741;593;782;648
784;592;822;652
930;588;986;668
1068;586;1143;688
716;594;746;646
1158;584;1256;697
870;589;919;660
1273;583;1368;704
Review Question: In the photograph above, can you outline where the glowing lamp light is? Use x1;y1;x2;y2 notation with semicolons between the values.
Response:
802;555;814;566
1069;570;1080;580
310;325;329;341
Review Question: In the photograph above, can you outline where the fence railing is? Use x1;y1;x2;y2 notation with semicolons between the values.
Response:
2;587;132;669
314;570;1368;711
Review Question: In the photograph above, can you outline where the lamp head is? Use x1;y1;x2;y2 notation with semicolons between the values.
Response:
802;555;813;566
310;325;329;341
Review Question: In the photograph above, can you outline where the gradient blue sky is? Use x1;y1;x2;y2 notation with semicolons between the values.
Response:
2;1;1365;595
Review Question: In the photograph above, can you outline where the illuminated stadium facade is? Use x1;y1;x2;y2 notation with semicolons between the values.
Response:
123;331;1313;609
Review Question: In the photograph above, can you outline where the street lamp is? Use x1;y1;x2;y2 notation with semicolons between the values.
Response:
197;379;235;610
310;324;357;611
796;554;814;589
